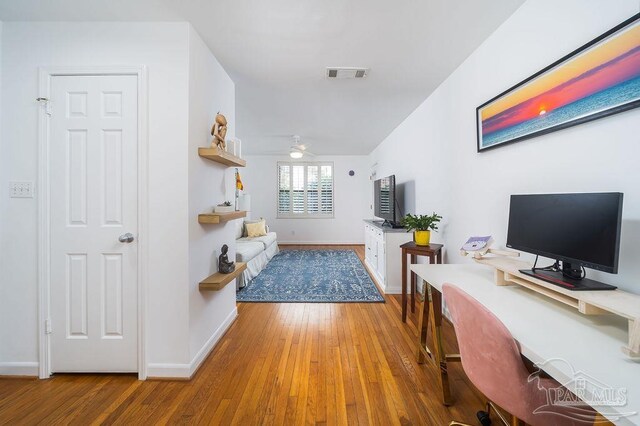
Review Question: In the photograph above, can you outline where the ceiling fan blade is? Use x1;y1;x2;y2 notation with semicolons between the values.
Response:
258;151;288;155
245;134;318;145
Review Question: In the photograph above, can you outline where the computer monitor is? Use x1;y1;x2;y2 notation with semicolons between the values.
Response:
506;192;623;291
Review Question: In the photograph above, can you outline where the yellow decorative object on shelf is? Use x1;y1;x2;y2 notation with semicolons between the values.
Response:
235;169;244;191
414;230;431;246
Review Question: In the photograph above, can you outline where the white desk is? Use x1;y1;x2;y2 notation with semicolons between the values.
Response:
411;263;639;426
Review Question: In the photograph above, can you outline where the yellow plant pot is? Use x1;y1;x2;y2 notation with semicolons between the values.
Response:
414;230;431;246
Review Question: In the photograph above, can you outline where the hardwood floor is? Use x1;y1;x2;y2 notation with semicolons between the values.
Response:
0;245;487;425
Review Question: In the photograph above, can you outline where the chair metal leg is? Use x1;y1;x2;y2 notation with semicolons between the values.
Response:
487;401;517;426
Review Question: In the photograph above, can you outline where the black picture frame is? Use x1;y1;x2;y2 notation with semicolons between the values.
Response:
476;13;640;153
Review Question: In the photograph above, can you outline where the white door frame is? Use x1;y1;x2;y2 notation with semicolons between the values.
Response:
37;67;149;380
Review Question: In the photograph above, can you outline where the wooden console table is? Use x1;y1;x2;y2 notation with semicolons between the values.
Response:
400;241;443;323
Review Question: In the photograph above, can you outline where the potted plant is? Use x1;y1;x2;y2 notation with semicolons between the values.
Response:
401;213;442;246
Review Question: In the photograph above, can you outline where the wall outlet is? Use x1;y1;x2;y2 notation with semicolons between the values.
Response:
9;181;35;198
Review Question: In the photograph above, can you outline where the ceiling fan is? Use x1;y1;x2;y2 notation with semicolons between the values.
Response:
288;135;314;159
247;134;317;158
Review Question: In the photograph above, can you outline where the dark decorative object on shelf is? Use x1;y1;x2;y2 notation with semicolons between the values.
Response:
218;244;236;274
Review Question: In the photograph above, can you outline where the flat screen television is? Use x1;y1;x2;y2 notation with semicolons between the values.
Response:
374;175;399;227
506;192;623;291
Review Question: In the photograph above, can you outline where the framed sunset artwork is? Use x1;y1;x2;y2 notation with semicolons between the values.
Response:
477;13;640;152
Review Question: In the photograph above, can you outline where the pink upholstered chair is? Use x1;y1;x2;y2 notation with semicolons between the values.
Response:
443;283;596;426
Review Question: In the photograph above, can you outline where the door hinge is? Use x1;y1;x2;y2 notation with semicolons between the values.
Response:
45;319;52;334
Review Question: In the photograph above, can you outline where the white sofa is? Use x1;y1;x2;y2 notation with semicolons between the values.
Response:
235;220;279;289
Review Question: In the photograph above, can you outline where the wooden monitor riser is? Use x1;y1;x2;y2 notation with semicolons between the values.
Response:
475;256;640;358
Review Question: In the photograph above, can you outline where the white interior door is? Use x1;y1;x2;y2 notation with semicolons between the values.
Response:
49;75;138;372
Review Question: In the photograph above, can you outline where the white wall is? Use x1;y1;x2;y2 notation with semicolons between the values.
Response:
187;26;238;368
0;22;193;373
371;0;640;293
242;155;370;244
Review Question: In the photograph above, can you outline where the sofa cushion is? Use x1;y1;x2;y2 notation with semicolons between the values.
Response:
235;220;244;239
235;241;265;263
254;232;278;249
237;232;277;250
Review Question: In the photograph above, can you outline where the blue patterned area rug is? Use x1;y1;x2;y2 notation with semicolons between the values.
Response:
236;250;384;303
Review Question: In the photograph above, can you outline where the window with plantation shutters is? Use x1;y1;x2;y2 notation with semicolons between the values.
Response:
277;162;334;218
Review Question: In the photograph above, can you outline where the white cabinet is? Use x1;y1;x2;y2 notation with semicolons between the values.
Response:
365;229;375;266
376;234;386;279
363;221;412;294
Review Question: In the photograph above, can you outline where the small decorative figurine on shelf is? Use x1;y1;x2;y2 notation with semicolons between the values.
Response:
218;244;235;274
214;201;234;213
235;168;244;211
211;112;228;150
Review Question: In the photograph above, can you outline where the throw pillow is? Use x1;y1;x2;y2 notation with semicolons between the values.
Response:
245;220;267;238
243;218;267;237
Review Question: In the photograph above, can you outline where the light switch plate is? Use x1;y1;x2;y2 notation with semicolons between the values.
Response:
10;181;35;198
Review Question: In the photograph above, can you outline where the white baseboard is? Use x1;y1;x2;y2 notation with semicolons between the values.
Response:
278;241;364;245
382;285;402;295
188;306;237;377
0;362;39;376
145;362;191;378
147;307;238;379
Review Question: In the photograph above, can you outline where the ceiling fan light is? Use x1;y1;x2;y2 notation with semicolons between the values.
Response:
289;149;303;159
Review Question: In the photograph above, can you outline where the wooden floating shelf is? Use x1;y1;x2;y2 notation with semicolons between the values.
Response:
198;147;246;167
198;210;247;224
200;262;247;291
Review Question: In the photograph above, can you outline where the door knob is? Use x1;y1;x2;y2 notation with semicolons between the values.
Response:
118;233;135;243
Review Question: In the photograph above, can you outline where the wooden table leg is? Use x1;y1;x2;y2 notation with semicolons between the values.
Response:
410;254;417;313
510;416;525;426
427;284;452;406
401;249;407;323
437;250;442;264
416;279;431;364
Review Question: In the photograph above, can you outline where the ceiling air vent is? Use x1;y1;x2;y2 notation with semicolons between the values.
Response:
326;67;369;79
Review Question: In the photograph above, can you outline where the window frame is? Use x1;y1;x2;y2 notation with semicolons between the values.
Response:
276;161;335;219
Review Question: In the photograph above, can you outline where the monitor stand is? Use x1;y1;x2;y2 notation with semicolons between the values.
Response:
519;269;617;291
381;219;404;229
